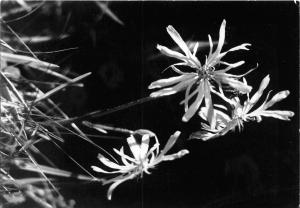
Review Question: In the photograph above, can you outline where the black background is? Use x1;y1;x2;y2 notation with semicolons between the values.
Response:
6;1;299;208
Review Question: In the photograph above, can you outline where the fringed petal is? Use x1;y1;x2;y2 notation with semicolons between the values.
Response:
222;77;252;94
166;25;193;58
157;44;188;62
208;35;213;57
215;19;226;56
259;110;294;121
218;43;251;59
97;154;125;170
228;43;251;52
204;80;215;128
163;150;189;161
264;90;290;109
91;166;121;174
245;75;270;112
189;130;219;141
148;74;195;89
215;61;245;73
161;131;181;154
183;82;194;112
150;76;197;97
182;80;205;122
107;174;137;200
127;136;141;161
140;134;150;159
193;42;199;56
113;147;136;165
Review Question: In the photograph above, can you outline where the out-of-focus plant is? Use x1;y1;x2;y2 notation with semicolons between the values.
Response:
0;1;109;207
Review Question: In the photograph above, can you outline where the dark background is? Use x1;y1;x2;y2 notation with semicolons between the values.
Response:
5;1;299;208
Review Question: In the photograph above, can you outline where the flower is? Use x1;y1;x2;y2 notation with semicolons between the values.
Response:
191;75;294;141
149;20;253;126
91;130;189;200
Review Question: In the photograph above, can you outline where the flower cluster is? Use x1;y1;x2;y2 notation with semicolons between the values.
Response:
149;20;253;127
149;19;294;142
91;130;189;200
88;20;294;201
191;75;294;140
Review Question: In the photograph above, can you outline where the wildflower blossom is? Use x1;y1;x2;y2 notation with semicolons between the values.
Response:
91;130;189;200
191;75;294;140
149;20;252;126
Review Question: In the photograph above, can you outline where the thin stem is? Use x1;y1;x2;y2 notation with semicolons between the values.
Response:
50;96;160;125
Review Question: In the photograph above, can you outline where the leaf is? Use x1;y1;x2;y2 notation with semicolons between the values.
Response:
34;72;91;103
0;39;15;52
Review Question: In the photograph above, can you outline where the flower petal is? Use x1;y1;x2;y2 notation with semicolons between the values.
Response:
91;166;120;174
193;42;199;56
206;20;226;67
245;75;270;112
157;44;188;61
215;19;226;56
204;80;215;128
166;25;192;58
182;80;205;122
113;147;136;165
227;43;251;52
161;131;181;155
183;82;194;112
98;154;124;170
264;90;290;109
148;74;195;89
163;150;189;161
150;75;197;97
260;110;294;121
189;130;219;141
222;77;252;94
107;174;137;200
218;43;251;59
127;135;141;161
140;134;150;159
208;35;213;57
215;61;245;73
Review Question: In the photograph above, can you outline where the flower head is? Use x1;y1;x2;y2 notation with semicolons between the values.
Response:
149;20;253;125
192;75;294;141
91;130;189;200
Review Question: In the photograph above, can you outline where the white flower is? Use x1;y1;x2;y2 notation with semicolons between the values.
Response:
192;75;294;141
91;130;189;200
149;20;252;126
